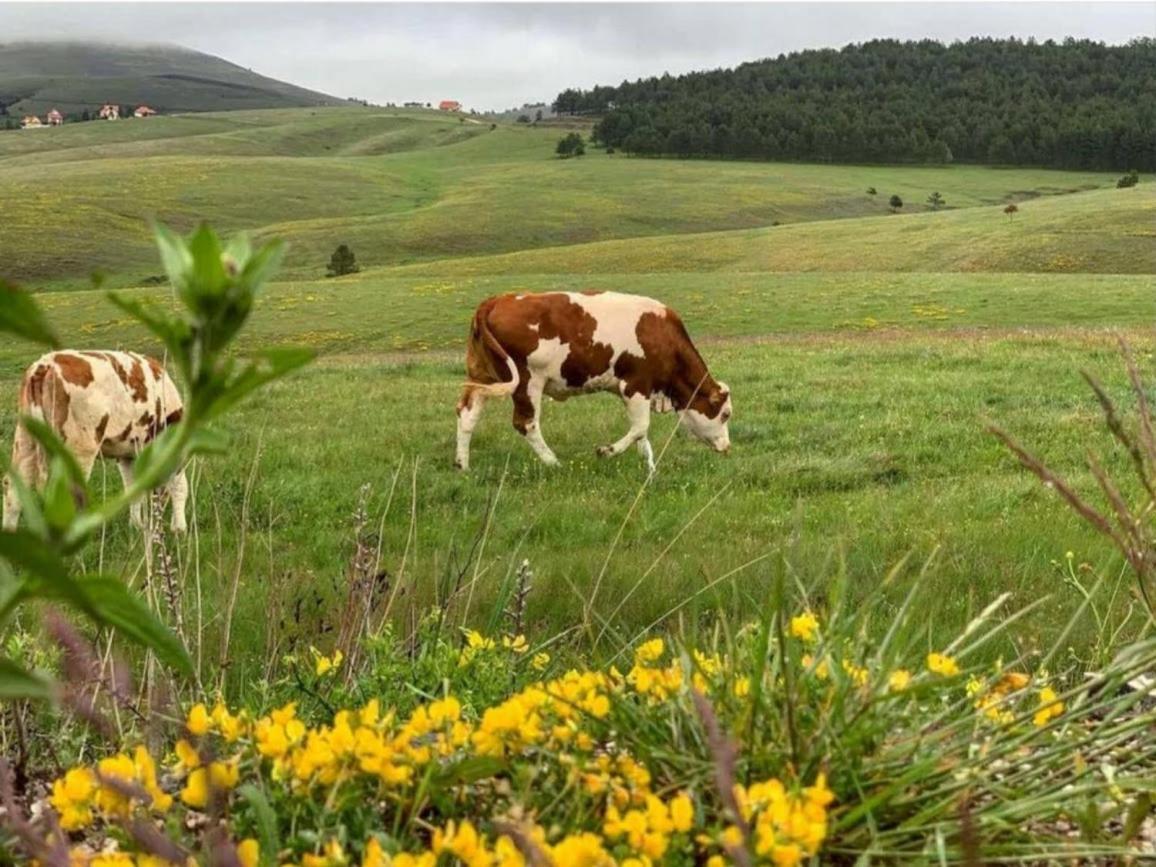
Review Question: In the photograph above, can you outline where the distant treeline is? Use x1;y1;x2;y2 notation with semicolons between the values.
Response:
553;38;1156;170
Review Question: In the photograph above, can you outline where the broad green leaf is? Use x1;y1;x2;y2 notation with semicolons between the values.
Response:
0;279;59;347
432;755;506;787
77;577;193;676
223;233;253;271
152;222;193;292
106;293;189;352
187;223;227;300
203;347;314;422
186;428;230;457
238;784;280;867
241;239;287;292
0;658;53;700
42;460;78;530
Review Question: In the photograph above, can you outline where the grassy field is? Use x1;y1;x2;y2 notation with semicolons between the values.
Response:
0;106;1130;288
1;106;1153;684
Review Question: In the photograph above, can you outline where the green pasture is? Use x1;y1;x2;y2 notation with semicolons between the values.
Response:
0;105;1152;682
0;106;1127;288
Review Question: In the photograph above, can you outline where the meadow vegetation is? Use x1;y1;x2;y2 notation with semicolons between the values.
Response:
0;105;1154;863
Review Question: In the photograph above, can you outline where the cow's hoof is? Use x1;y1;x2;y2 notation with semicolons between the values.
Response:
542;455;560;467
596;445;613;458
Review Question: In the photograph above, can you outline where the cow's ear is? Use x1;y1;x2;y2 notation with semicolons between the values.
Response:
709;389;725;407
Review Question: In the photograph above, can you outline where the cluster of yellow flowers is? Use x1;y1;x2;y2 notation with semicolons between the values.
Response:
49;746;171;832
966;669;1065;728
713;774;835;867
44;611;1079;867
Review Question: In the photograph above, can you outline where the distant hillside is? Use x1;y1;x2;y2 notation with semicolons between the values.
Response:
556;37;1156;171
0;41;346;117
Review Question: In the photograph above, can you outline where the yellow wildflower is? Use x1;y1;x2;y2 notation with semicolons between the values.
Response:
927;652;960;676
1033;686;1064;727
237;839;260;867
789;611;819;642
888;669;912;692
186;703;212;736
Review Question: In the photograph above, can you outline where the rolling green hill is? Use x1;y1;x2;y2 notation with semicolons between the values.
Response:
0;105;1135;289
0;41;344;115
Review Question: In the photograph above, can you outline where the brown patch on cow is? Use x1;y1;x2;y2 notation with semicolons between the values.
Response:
126;360;149;403
138;411;153;427
116;422;134;442
164;408;183;427
146;357;165;381
54;353;94;387
44;370;71;429
20;364;49;411
94;413;110;443
482;293;615;389
103;354;131;388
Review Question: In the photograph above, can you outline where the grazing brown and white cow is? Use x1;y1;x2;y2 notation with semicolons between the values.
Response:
2;351;188;533
454;291;732;471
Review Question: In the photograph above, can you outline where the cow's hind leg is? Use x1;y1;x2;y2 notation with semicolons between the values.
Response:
597;393;653;471
455;387;487;471
117;459;146;530
513;377;559;466
2;423;40;531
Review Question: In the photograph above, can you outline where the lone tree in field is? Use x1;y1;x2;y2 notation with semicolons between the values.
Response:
889;194;903;213
556;132;586;158
866;187;877;196
1004;203;1019;221
927;191;945;210
326;244;360;277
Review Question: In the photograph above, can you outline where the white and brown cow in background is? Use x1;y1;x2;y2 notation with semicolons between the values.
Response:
2;351;188;533
455;291;732;471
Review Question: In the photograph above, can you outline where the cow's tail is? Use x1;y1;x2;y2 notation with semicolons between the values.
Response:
461;301;520;400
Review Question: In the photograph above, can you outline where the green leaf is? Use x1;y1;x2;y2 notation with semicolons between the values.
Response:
42;459;78;531
186;428;230;457
238;784;280;867
1122;792;1152;843
203;347;314;422
187;223;228;299
105;292;189;354
0;658;53;700
241;239;287;292
0;279;60;347
152;222;193;292
432;755;506;787
77;577;193;676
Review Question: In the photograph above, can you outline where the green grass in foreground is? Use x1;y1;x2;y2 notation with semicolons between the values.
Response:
4;324;1151;683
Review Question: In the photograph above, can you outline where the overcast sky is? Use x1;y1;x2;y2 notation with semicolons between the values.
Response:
2;2;1152;110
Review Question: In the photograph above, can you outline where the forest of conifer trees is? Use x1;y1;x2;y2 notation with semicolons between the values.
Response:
554;38;1156;170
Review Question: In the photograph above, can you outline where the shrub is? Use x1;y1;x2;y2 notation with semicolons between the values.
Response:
1004;202;1019;220
1117;170;1139;188
888;194;903;212
927;190;945;209
866;186;877;195
327;243;360;277
556;132;586;158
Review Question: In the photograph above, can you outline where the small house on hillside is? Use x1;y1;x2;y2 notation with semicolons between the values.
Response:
99;103;120;120
134;105;156;118
46;109;64;126
20;115;43;129
438;100;462;112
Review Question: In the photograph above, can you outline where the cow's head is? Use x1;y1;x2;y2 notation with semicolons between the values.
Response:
681;380;732;453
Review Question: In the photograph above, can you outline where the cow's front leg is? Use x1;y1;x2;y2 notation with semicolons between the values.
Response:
168;466;189;534
513;377;559;466
597;393;651;466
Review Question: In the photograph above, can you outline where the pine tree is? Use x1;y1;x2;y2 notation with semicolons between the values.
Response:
326;244;359;277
